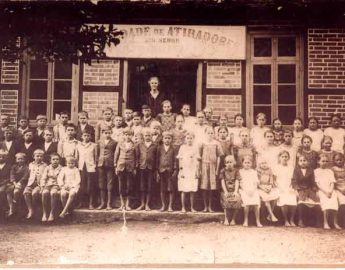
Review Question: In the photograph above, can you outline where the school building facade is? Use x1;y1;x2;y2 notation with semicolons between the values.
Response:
1;1;345;128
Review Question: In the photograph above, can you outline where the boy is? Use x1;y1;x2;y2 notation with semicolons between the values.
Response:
16;115;30;141
181;104;196;131
123;108;134;128
53;111;70;142
97;126;117;210
34;115;48;145
114;127;136;210
156;131;178;212
58;156;81;218
0;150;12;215
0;114;13;142
39;128;58;164
150;121;163;145
17;129;37;163
95;107;114;142
24;149;47;219
112;115;124;143
156;100;176;131
76;111;95;143
57;123;78;165
0;127;18;164
76;130;98;209
132;112;143;136
141;105;154;128
135;128;157;211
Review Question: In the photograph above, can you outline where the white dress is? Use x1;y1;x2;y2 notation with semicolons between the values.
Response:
324;127;345;153
278;144;297;168
177;144;200;192
303;128;324;152
257;144;279;167
239;168;260;206
273;164;297;206
250;126;270;150
229;127;247;146
314;168;339;211
292;131;304;149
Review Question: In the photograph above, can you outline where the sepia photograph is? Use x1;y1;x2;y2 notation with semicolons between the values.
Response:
0;0;345;267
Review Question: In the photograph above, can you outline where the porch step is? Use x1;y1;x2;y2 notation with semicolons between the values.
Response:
72;209;224;224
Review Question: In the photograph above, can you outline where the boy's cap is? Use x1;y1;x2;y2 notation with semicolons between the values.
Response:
15;152;26;159
33;149;44;155
141;105;151;110
36;115;47;121
0;149;8;156
23;129;34;135
162;131;173;138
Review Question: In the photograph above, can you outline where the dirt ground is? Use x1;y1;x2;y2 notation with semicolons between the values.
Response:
1;221;345;266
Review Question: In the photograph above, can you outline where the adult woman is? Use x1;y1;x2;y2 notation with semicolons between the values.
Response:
142;76;168;117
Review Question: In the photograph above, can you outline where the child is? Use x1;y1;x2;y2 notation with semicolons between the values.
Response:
156;100;176;132
199;126;224;212
34;115;48;145
58;156;81;218
292;154;320;227
135;128;157;211
292;117;304;149
133;132;143;145
272;118;284;146
324;113;345;154
217;127;233;157
257;130;279;167
250;113;270;151
332;153;345;224
279;129;297;167
257;158;279;222
97;126;117;210
0;127;18;164
319;136;338;168
16;115;30;141
214;114;231;141
141;105;154;128
123;108;133;128
0;114;12;142
114;127;136;211
229;113;246;147
76;111;95;143
131;111;143;136
17;130;37;163
172;115;186;148
7;153;29;216
239;155;262;227
39;128;58;164
177;131;200;213
0;150;12;215
156;131;178;212
112;115;124;143
40;153;62;222
303;117;324;152
194;111;207;147
95;107;115;142
53;111;70;142
220;155;241;225
314;154;341;229
273;150;297;226
203;107;216;128
24;149;47;219
297;135;319;169
233;129;256;168
57;123;78;165
77;130;98;209
180;104;196;131
150;121;163;145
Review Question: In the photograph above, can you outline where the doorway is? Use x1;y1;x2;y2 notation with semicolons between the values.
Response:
128;60;198;114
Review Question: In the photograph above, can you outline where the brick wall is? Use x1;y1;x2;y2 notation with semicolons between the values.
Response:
0;90;18;125
82;91;119;126
206;95;242;126
83;60;120;86
308;28;345;88
206;61;241;89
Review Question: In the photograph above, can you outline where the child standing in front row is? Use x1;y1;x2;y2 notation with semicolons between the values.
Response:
0;150;13;216
239;155;262;227
220;155;241;226
199;127;224;212
315;154;341;229
332;153;345;227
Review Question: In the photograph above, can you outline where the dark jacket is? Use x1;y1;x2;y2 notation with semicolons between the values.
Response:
97;138;117;168
292;167;318;191
76;123;95;142
39;141;58;164
114;141;136;172
0;162;12;186
156;144;178;173
16;142;39;163
135;142;157;170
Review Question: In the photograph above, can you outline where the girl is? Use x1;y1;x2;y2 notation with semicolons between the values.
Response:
292;117;304;149
177;131;200;213
199;126;224;212
180;104;196;132
314;154;341;229
292;154;320;227
319;136;338;168
257;158;279;222
257;130;279;167
229;113;246;147
273;150;297;226
297;135;319;169
172;115;186;148
250;112;270;151
279;129;297;168
332;153;345;225
220;155;241;226
95;107;115;142
303;117;324;152
194;111;207;147
156;100;177;132
233;129;256;168
324;113;345;154
272;118;284;146
239;155;262;227
217;127;233;170
215;114;231;141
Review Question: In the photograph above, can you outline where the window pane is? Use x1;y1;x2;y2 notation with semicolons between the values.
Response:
30;59;48;78
54;81;72;99
29;81;48;99
278;85;296;104
278;64;296;83
278;37;296;57
254;85;271;104
29;101;47;120
54;61;72;79
53;101;71;119
278;106;296;125
254;106;272;124
254;38;272;57
254;65;271;84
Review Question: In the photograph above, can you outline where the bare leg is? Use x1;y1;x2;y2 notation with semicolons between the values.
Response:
265;201;278;222
298;205;305;227
160;191;166;211
333;210;342;229
60;190;77;218
202;190;208;212
49;190;59;221
323;210;330;229
61;190;68;208
243;206;249;226
208;191;214;212
97;190;106;209
223;209;229;225
168;192;174;212
289;206;297;226
136;192;145;210
281;205;290;226
145;193;151;211
42;190;50;222
255;205;263;227
119;195;125;210
107;191;113;210
230;209;239;225
125;196;132;211
6;192;14;216
190;192;196;212
181;192;186;213
24;193;33;218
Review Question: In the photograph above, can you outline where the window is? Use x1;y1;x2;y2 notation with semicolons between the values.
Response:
249;34;303;126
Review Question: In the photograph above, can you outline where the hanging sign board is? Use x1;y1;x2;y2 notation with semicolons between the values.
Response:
104;25;246;60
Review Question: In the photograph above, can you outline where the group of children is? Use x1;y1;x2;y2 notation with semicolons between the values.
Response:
0;100;345;230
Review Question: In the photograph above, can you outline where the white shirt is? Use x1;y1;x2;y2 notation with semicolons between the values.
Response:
24;142;32;149
163;145;170;152
144;141;152;148
5;140;12;150
44;142;52;151
0;163;5;170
